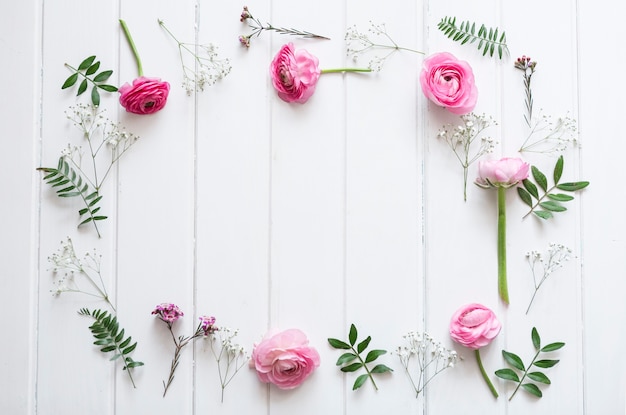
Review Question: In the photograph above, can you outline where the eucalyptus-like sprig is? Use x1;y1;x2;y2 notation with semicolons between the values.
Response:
238;5;329;48
62;55;118;106
495;327;564;400
79;308;144;388
345;21;424;72
437;17;509;59
328;323;393;391
517;155;589;219
37;104;138;237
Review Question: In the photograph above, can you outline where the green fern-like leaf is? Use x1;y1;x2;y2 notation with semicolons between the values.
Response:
37;157;107;237
79;308;144;388
437;16;509;59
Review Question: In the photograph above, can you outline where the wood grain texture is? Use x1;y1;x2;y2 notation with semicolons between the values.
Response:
0;0;622;413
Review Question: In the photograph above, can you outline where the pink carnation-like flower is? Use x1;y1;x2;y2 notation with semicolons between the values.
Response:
270;43;321;104
420;52;478;115
449;303;501;350
251;328;320;389
476;157;530;188
152;303;184;323
199;315;218;336
119;76;170;114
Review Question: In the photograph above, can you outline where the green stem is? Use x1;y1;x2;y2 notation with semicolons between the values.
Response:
119;19;144;76
321;68;372;74
497;187;509;304
475;349;498;398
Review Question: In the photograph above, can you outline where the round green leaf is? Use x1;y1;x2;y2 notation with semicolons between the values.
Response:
353;374;368;390
502;350;525;371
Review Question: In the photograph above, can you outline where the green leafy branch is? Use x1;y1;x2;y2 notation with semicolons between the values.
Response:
517;155;590;219
79;308;144;388
38;157;106;237
62;55;118;106
328;323;393;390
437;16;509;59
495;327;564;400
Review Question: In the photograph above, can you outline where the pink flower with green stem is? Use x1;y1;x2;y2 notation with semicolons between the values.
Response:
449;303;501;398
476;157;530;304
119;19;170;114
270;42;371;104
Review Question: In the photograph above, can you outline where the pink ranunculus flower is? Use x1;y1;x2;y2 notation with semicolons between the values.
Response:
152;303;184;323
420;52;478;115
119;76;170;114
449;303;501;350
270;43;321;104
476;157;530;188
251;328;321;389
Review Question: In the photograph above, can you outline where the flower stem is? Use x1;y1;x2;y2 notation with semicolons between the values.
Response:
475;349;498;398
497;186;509;304
321;68;372;74
119;19;144;76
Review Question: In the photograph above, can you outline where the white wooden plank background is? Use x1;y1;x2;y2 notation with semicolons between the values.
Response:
1;0;623;413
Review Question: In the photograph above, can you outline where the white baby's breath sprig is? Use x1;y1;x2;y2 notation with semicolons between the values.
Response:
159;20;231;95
345;21;424;72
206;326;249;402
395;331;459;398
525;242;574;314
49;237;115;312
437;112;498;201
519;111;578;154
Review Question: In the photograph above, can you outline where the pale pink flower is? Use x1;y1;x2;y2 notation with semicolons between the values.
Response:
449;303;501;350
119;76;170;114
476;157;530;188
199;315;218;336
420;52;478;114
270;43;321;104
251;328;320;389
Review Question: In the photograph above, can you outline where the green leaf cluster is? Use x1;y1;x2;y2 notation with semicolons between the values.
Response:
495;327;564;400
79;308;144;387
62;56;118;106
437;16;509;59
37;157;107;237
517;155;590;219
328;323;393;390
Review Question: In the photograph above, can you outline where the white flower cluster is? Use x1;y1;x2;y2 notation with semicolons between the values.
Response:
520;111;578;153
525;242;574;313
181;43;232;95
395;331;459;398
437;113;498;200
207;326;249;402
65;104;139;153
48;237;110;308
345;21;422;72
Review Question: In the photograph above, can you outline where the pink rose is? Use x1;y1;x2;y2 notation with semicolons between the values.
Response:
251;328;320;389
420;52;478;115
449;303;501;350
476;157;530;188
119;76;170;114
270;43;321;104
